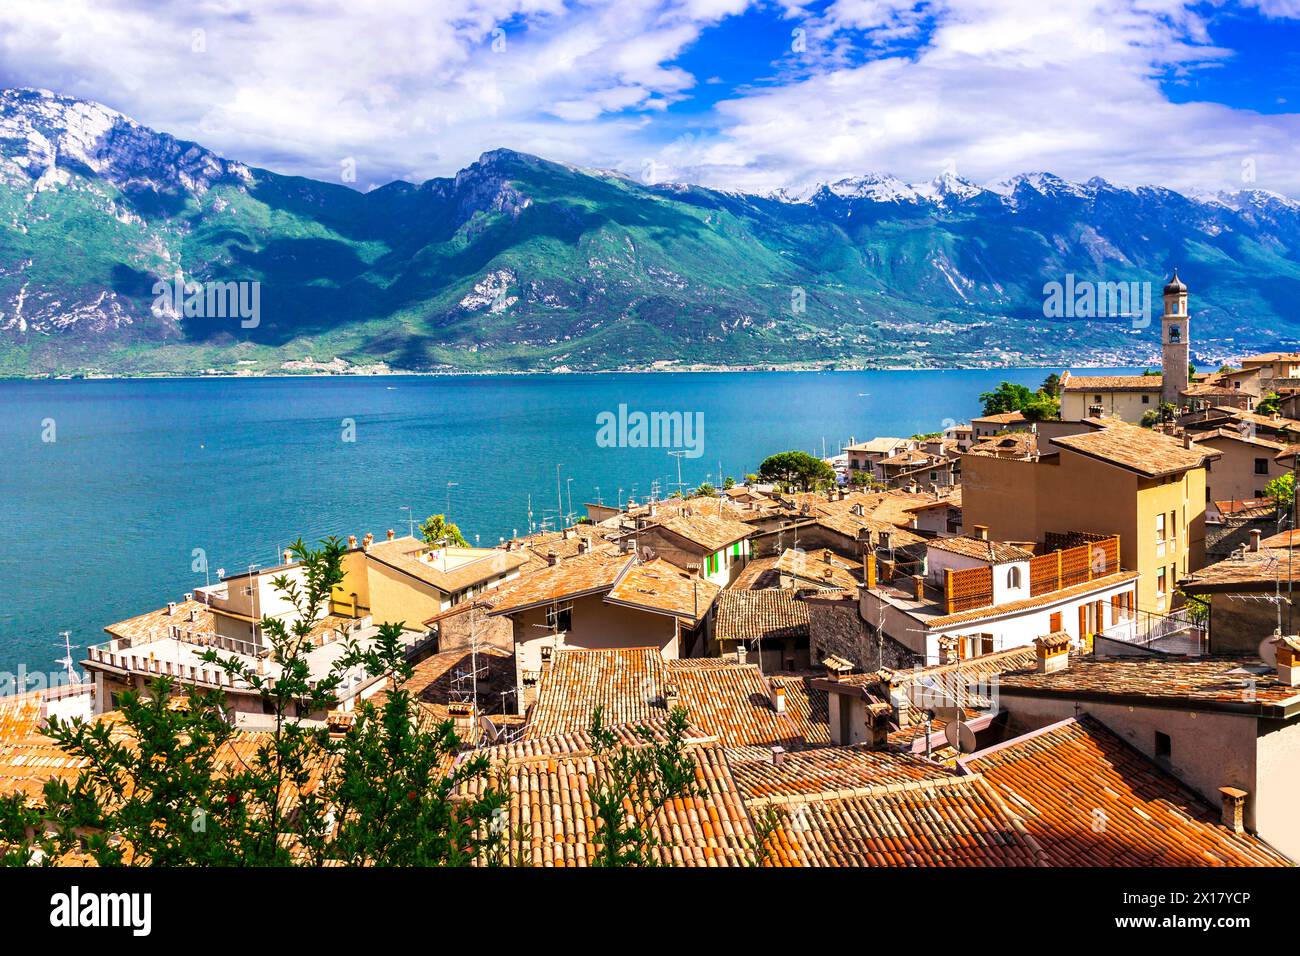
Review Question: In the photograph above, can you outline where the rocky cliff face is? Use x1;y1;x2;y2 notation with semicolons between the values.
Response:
2;88;1299;375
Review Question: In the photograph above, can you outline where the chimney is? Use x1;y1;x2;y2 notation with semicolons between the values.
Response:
348;534;358;549
1183;432;1193;449
362;532;374;552
1034;632;1071;673
386;529;395;541
865;701;893;749
822;551;834;565
973;524;989;541
578;537;591;554
1219;787;1247;834
856;526;872;558
167;601;177;616
865;553;878;591
648;503;658;518
770;745;786;766
447;702;474;742
911;574;925;601
1250;529;1262;552
183;592;193;601
563;527;574;540
664;684;680;711
823;656;852;681
879;530;892;552
736;643;749;665
770;684;787;714
1273;634;1300;686
547;551;559;566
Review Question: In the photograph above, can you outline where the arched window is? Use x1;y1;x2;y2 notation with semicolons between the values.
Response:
1007;566;1022;589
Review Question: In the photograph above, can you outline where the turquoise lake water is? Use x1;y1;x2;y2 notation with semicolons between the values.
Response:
0;368;1135;673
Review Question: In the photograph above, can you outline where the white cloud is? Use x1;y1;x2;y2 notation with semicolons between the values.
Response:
661;0;1300;196
1;0;1299;197
0;0;743;184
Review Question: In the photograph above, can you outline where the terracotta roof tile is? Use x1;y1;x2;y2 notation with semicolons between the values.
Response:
486;552;632;615
1063;375;1162;392
997;656;1300;715
1050;422;1217;477
652;512;754;551
927;536;1032;565
454;731;758;866
526;648;829;748
963;717;1290;866
714;589;810;645
105;599;215;645
606;558;720;623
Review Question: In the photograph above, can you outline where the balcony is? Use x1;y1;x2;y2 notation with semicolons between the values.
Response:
1099;606;1206;656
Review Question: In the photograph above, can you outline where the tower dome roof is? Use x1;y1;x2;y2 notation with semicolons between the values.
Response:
1164;270;1187;295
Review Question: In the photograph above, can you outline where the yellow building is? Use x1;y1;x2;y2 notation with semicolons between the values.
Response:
333;532;530;630
1059;374;1161;423
962;422;1217;613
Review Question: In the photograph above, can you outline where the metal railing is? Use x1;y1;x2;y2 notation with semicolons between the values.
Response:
1100;606;1206;656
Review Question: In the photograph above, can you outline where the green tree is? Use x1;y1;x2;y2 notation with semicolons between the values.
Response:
202;537;348;865
757;451;834;490
588;706;700;866
1266;473;1295;516
1040;372;1062;398
722;476;736;490
692;482;717;497
1259;392;1283;416
35;680;260;866
1139;409;1159;429
5;538;508;868
978;381;1034;416
1021;392;1060;422
323;622;509;866
420;514;468;547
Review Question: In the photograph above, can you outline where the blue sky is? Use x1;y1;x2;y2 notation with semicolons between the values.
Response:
2;0;1300;196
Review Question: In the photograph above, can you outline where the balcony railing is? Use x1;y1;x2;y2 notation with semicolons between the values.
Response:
1100;606;1206;656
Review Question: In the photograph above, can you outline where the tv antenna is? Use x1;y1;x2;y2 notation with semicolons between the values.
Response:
57;631;83;686
668;450;690;496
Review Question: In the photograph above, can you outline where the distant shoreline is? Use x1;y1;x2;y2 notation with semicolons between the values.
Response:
1;360;1159;382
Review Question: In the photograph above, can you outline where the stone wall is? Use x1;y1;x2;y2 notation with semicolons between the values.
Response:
807;597;920;671
437;603;515;654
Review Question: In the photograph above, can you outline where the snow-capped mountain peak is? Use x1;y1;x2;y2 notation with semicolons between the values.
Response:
0;87;250;195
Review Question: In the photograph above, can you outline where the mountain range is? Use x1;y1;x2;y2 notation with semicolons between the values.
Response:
3;87;1300;376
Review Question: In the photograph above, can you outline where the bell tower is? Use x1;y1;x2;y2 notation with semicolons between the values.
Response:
1161;270;1188;408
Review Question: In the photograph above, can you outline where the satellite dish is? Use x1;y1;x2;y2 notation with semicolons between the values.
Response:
929;705;965;724
1259;637;1278;667
944;720;977;754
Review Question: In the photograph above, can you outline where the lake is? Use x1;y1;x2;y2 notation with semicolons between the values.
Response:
0;368;1135;674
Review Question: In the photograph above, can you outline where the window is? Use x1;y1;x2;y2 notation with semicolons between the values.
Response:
1093;395;1102;404
1255;458;1270;475
1155;731;1171;763
1156;566;1167;594
1049;611;1062;632
1007;566;1022;589
546;605;573;633
1142;394;1150;404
